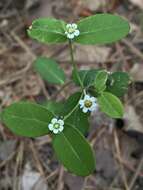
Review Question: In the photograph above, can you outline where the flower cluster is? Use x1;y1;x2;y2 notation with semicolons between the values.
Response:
65;23;80;39
48;118;64;134
79;94;98;113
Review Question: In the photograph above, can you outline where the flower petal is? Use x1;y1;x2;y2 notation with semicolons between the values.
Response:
90;103;98;111
84;95;90;100
74;30;80;36
90;97;96;102
53;129;59;134
79;99;84;105
66;24;72;28
51;118;58;124
71;23;77;29
67;33;74;39
82;107;88;113
80;105;83;109
29;25;32;30
59;125;64;132
48;124;53;131
58;119;64;126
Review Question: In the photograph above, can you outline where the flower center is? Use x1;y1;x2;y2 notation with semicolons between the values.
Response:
53;123;60;129
84;100;92;108
68;28;75;33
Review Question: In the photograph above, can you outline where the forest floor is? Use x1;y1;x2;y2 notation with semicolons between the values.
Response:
0;0;143;190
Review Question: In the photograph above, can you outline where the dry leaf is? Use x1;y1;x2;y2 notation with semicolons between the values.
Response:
124;105;143;133
81;0;107;11
0;140;16;161
75;45;111;63
129;0;143;9
21;163;48;190
130;63;143;82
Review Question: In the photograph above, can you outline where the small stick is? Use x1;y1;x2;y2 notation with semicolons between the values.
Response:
113;129;129;190
57;166;64;190
122;39;143;60
128;157;143;190
29;140;45;177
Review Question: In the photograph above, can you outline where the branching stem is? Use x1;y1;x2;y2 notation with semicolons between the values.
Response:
63;92;83;121
69;40;84;89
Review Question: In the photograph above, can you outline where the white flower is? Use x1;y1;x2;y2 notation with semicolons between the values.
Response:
29;25;32;30
48;118;64;134
79;94;98;113
65;23;80;39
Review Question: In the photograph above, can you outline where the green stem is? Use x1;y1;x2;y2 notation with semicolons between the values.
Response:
64;92;83;121
64;41;84;121
69;40;84;89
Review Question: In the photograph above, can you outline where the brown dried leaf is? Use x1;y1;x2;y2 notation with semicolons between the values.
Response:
124;105;143;133
130;64;143;82
129;0;143;9
81;0;107;11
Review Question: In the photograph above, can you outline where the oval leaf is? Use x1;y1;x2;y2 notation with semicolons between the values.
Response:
106;72;131;97
94;70;108;92
76;14;130;44
52;125;95;176
2;102;54;137
72;69;102;87
34;57;66;85
43;101;64;115
62;92;89;135
27;18;67;44
97;92;124;118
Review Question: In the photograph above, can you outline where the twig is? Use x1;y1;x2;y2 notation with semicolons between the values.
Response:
116;43;128;69
12;141;24;190
51;81;72;100
57;166;64;190
81;177;89;190
11;31;36;60
128;156;143;190
122;39;143;60
113;129;129;190
37;76;50;100
115;154;143;177
0;150;16;168
89;125;106;146
30;140;46;177
46;168;59;180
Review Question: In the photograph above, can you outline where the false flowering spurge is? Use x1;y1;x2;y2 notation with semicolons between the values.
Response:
48;118;64;134
65;23;80;39
79;93;98;113
1;14;131;176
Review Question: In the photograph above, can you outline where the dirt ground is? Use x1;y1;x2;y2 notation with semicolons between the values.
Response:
0;0;143;189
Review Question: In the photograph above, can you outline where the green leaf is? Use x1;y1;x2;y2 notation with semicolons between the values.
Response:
72;69;102;87
106;72;131;97
61;92;82;116
65;107;89;135
1;102;54;137
0;112;2;121
76;14;130;44
27;18;67;44
97;92;124;118
52;125;95;176
62;92;89;135
34;57;66;85
94;70;108;92
43;101;64;115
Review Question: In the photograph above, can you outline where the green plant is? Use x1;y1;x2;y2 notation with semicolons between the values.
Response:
1;14;131;176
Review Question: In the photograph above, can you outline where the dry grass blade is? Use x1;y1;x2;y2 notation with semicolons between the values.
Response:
128;156;143;190
113;129;129;190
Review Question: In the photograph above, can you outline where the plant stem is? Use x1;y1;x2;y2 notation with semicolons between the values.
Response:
69;40;84;89
63;41;84;121
64;92;83;121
